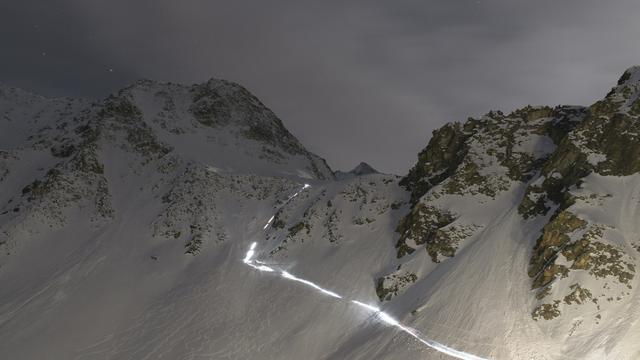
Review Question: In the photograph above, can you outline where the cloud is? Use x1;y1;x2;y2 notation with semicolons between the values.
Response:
3;0;640;173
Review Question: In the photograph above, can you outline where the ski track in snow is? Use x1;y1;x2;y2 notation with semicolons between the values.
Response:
243;183;488;360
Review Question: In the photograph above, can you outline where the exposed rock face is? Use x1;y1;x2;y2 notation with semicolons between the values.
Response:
396;105;576;264
518;68;640;321
400;122;469;203
394;67;640;329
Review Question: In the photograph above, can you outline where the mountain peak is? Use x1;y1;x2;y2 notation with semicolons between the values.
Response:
617;65;640;86
350;162;378;175
599;65;640;114
334;162;379;180
118;77;246;98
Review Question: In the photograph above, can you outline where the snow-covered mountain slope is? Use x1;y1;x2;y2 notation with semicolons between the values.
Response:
3;68;640;360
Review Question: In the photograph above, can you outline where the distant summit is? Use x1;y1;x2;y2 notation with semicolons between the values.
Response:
334;161;379;179
350;162;378;175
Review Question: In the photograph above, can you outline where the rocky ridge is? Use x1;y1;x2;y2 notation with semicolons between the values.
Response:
393;67;640;329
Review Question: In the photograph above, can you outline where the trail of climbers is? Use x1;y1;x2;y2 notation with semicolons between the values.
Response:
242;183;488;360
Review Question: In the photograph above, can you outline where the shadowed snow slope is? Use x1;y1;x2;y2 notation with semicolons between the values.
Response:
3;68;640;359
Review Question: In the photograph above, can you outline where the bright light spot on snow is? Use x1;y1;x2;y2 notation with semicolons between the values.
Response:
284;183;311;203
378;311;400;327
281;271;343;299
242;183;488;360
243;242;258;263
350;300;486;360
352;300;399;327
351;300;380;312
248;263;276;272
263;215;275;229
415;337;488;360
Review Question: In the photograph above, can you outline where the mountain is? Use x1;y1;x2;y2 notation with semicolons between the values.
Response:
334;161;380;179
2;68;640;359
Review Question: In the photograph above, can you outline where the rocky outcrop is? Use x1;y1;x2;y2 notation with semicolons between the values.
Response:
395;67;640;323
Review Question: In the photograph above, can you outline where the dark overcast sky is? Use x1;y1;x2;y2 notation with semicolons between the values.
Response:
3;1;640;174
